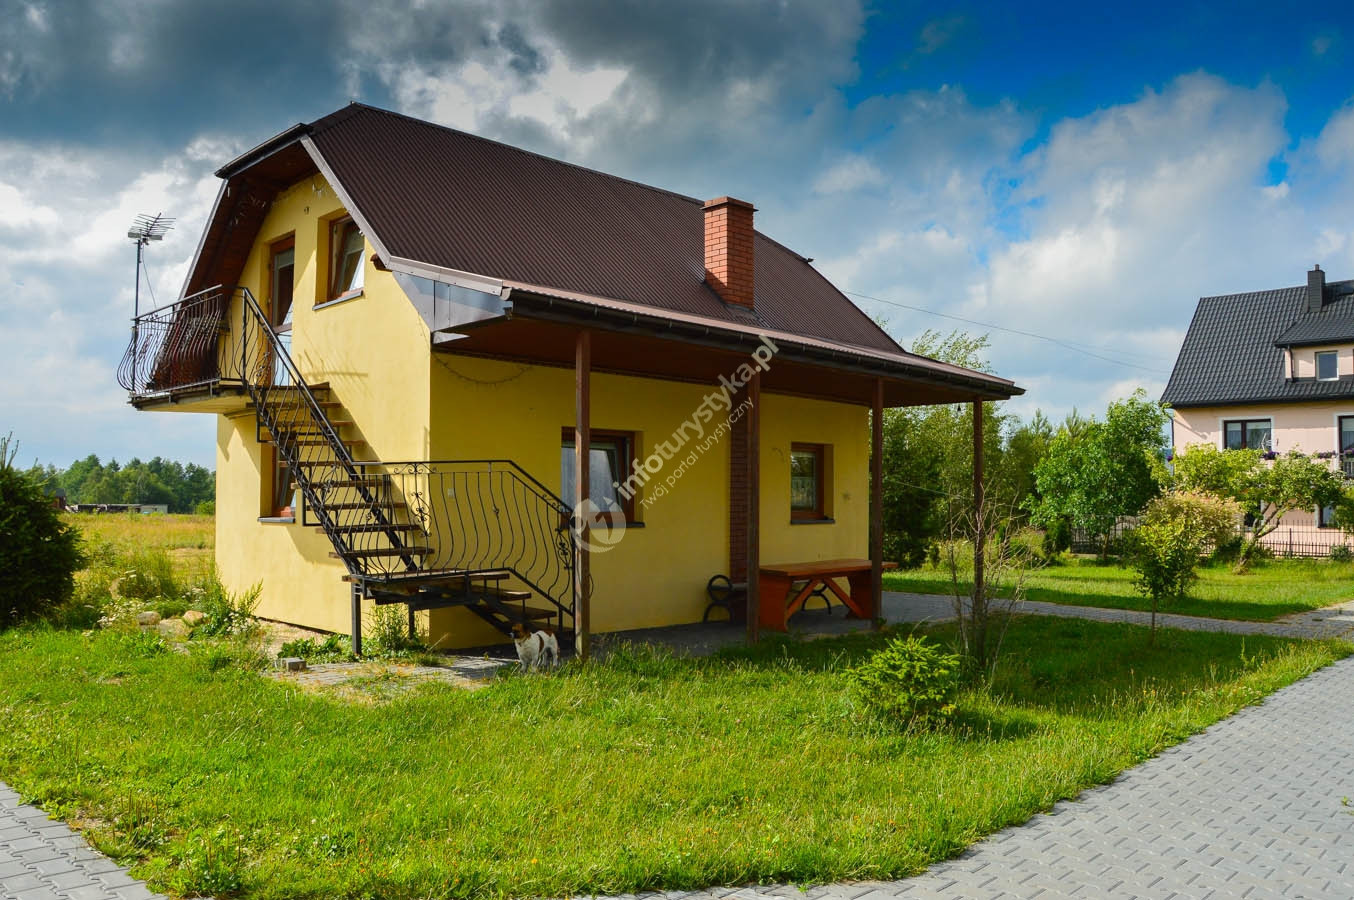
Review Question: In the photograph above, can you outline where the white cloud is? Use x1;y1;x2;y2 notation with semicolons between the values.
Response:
812;155;887;194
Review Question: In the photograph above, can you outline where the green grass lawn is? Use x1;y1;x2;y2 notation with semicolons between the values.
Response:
884;557;1354;621
0;621;1346;899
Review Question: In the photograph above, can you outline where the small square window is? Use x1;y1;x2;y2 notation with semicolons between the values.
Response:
1317;351;1339;381
561;429;637;524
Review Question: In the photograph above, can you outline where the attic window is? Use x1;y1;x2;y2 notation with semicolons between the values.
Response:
328;217;365;301
1317;350;1338;381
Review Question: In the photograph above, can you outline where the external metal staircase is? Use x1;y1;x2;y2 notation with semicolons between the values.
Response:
118;285;578;653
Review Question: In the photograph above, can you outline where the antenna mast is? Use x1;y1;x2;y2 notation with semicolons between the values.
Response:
126;213;174;391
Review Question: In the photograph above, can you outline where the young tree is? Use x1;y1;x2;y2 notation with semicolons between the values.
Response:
1128;491;1240;643
1028;390;1169;554
1173;445;1345;566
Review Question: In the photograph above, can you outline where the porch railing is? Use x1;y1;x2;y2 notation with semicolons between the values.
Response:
117;284;578;646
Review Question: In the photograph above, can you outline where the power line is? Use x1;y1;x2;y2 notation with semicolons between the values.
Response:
843;288;1171;375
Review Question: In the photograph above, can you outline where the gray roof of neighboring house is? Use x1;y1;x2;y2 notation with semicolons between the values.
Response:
1161;278;1354;408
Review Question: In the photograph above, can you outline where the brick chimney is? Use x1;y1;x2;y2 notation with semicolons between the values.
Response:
1308;264;1326;313
703;196;756;308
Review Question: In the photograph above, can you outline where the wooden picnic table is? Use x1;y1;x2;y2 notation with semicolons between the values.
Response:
757;558;898;631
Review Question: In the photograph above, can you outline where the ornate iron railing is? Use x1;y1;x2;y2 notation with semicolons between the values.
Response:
303;460;577;619
117;285;578;645
117;286;238;396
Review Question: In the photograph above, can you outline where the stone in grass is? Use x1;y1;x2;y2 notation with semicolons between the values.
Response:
182;610;207;628
136;610;162;628
280;657;307;672
157;618;190;640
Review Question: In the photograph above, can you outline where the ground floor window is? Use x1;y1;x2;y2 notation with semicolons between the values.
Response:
790;442;829;520
1319;504;1338;529
561;429;637;523
267;445;295;518
1223;418;1271;451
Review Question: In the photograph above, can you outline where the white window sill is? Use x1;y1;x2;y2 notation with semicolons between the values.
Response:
314;290;364;311
258;516;295;524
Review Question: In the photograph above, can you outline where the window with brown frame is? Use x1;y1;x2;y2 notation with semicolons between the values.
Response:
269;235;295;330
327;217;365;302
1223;419;1272;451
266;444;296;519
561;428;638;524
790;442;827;520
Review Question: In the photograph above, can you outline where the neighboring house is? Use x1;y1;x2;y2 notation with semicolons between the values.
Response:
1163;264;1354;550
118;103;1021;652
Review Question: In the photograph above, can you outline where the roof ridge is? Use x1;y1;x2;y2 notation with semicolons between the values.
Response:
316;102;706;207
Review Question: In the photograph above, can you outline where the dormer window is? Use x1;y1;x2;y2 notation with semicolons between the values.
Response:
1317;350;1338;381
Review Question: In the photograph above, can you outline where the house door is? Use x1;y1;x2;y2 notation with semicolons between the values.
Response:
267;237;295;384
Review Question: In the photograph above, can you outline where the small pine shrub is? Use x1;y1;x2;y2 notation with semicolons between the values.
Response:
846;636;962;728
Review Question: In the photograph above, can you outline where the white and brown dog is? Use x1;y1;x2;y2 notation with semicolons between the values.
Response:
511;622;559;671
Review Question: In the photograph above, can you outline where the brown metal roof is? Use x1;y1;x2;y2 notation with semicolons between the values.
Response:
304;103;906;356
186;103;1021;400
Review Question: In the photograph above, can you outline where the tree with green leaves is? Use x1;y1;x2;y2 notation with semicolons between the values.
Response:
1172;444;1345;567
0;435;86;629
1127;491;1240;643
1028;390;1170;554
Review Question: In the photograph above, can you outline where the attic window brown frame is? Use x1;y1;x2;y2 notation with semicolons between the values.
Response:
326;216;365;303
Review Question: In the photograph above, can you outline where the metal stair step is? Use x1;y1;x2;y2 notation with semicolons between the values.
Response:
319;523;421;535
330;547;431;559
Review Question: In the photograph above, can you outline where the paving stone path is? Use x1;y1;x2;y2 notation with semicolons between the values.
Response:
4;596;1352;899
0;783;164;900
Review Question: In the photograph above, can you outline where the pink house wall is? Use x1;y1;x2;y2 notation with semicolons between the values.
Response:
1172;402;1354;542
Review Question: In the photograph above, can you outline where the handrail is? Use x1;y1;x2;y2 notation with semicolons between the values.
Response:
118;285;579;635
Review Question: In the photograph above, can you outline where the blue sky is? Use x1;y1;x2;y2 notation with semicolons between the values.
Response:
3;0;1354;469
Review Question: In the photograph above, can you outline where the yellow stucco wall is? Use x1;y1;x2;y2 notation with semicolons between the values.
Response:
424;354;871;645
214;176;431;631
214;174;873;647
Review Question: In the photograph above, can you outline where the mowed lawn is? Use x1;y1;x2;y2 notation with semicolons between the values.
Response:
0;620;1346;899
884;557;1354;621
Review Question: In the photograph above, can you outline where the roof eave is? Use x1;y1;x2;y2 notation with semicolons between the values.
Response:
214;122;311;179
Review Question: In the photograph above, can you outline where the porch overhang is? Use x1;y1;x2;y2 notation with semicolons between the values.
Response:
433;283;1022;408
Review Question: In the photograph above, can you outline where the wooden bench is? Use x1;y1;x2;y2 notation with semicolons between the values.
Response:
757;558;898;631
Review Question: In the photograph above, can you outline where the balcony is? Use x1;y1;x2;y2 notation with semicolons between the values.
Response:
117;286;249;411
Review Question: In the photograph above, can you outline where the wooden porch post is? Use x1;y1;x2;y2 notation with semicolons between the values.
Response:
575;330;591;661
745;368;761;644
871;378;884;628
972;400;985;617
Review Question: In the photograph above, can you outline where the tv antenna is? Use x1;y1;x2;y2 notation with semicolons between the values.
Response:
127;213;174;389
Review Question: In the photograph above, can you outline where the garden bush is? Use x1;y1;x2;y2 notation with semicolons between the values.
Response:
0;440;85;629
846;635;962;727
1331;544;1353;562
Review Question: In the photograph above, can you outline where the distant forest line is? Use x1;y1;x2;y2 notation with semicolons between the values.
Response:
26;455;216;514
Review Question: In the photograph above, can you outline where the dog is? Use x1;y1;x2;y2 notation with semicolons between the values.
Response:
511;622;559;671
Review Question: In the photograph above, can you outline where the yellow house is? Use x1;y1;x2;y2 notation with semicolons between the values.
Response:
119;103;1022;654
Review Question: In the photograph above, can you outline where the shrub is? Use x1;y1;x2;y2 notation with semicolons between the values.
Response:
1006;526;1047;568
1331;544;1352;562
0;437;86;629
1127;491;1239;642
193;573;262;638
194;500;216;516
278;633;349;661
365;603;425;658
846;635;962;727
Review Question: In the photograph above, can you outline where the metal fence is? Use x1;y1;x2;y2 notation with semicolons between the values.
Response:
1071;521;1352;560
